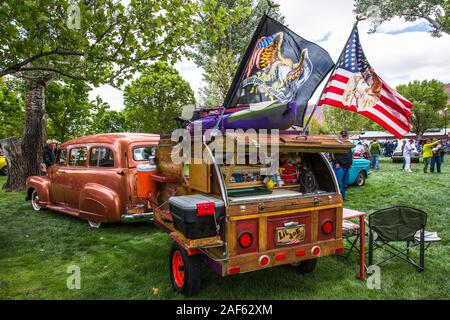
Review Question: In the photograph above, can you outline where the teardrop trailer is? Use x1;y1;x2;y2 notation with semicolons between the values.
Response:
145;131;354;296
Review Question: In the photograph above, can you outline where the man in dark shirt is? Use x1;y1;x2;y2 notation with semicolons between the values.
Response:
43;139;56;169
332;130;353;201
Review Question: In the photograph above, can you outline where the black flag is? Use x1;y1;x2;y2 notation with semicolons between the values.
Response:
223;14;334;126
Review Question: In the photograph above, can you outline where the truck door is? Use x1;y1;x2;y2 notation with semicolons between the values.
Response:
48;148;68;204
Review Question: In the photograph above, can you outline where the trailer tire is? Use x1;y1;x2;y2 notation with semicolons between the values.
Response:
169;243;201;296
292;258;318;274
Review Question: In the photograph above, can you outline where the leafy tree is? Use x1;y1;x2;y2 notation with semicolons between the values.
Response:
323;106;383;134
46;80;98;142
124;63;195;134
199;49;238;106
0;78;24;139
0;0;243;190
194;0;285;106
396;79;449;138
304;116;329;135
90;102;128;134
354;0;450;36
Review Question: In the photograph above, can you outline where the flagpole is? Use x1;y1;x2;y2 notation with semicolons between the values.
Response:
301;15;366;135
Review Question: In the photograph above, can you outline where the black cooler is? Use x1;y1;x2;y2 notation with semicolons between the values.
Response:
169;194;225;239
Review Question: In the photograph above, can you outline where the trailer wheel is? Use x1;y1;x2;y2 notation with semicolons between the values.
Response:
169;243;201;296
292;258;318;274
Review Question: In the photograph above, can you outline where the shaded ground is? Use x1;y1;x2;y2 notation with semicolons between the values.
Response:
0;158;448;299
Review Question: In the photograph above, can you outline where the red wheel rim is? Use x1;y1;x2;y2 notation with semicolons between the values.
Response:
172;250;185;288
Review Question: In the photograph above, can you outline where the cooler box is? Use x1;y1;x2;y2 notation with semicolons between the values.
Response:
169;194;225;239
136;164;157;198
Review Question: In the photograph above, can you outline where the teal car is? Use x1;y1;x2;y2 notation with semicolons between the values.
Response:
348;157;370;186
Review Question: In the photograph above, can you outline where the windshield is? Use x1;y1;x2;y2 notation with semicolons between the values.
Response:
133;146;155;161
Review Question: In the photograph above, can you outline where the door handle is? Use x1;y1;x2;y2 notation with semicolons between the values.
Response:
116;169;125;175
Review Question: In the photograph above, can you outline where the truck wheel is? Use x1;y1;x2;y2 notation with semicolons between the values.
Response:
170;243;201;296
292;258;318;274
355;171;365;186
31;189;41;211
88;220;102;228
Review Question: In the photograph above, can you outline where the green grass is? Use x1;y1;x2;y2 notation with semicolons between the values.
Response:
0;158;449;300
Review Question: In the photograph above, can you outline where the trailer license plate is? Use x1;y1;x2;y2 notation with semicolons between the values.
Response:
276;225;305;245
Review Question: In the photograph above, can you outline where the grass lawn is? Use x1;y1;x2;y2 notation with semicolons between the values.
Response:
0;158;448;300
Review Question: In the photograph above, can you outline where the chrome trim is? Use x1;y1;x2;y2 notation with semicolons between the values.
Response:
121;211;153;222
319;152;340;196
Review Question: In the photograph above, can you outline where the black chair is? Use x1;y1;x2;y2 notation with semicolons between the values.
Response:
368;206;427;272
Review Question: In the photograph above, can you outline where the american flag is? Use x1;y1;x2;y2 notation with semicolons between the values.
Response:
319;26;413;138
244;34;277;78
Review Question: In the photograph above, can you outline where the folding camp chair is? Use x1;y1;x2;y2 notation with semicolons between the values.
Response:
368;206;428;272
341;220;362;259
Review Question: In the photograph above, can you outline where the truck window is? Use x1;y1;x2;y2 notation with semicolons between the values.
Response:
57;149;67;165
90;147;115;167
133;146;155;161
69;147;87;166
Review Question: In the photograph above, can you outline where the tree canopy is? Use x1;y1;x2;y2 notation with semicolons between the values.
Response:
0;78;24;139
124;62;195;134
396;79;449;137
354;0;450;36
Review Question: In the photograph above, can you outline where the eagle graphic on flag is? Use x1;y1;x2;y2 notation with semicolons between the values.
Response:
319;26;413;139
224;14;334;126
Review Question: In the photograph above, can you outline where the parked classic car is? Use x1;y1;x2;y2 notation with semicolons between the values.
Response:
0;154;7;176
391;143;420;163
26;133;160;227
348;157;370;186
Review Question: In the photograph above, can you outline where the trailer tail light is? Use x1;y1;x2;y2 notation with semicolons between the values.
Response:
311;246;321;257
295;249;306;257
196;202;215;216
275;253;286;261
228;266;241;274
238;231;253;248
321;220;334;234
335;247;344;254
258;255;270;267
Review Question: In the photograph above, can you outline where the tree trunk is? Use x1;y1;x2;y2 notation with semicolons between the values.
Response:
0;137;26;191
1;77;48;191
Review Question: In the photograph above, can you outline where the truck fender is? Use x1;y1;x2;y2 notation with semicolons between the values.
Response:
26;176;51;206
79;183;122;222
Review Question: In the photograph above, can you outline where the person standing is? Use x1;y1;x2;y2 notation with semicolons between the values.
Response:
422;139;438;173
369;139;382;170
332;130;353;201
430;141;443;174
403;139;414;173
43;139;56;169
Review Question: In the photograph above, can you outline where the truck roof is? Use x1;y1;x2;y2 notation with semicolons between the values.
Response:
60;133;160;147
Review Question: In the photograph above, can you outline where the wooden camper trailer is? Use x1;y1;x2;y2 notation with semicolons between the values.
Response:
149;132;354;296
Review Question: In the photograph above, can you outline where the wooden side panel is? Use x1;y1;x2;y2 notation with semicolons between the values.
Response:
310;210;318;242
258;216;267;252
188;161;210;193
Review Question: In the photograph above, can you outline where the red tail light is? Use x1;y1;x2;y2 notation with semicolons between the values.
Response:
335;247;345;254
311;246;321;256
321;220;334;234
296;249;306;257
196;202;215;216
228;266;241;274
258;255;270;267
275;253;286;261
238;231;253;248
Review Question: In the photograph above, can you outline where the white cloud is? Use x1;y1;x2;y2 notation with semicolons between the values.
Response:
91;0;450;109
89;85;124;111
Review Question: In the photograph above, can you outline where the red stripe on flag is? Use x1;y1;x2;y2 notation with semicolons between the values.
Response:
323;86;345;96
373;104;412;132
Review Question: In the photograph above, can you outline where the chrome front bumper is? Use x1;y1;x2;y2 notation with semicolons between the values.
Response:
121;212;154;223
